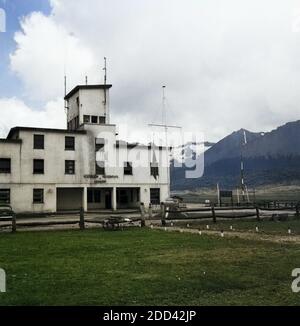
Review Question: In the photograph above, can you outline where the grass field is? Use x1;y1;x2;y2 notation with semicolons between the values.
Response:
0;228;300;306
175;185;300;204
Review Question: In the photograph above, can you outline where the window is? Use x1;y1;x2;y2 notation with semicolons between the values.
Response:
65;160;75;175
0;158;11;174
118;189;128;204
96;161;105;175
33;159;44;174
124;162;133;175
99;116;106;124
150;188;160;205
0;189;10;204
95;138;105;151
87;189;101;203
34;134;44;149
33;189;44;204
65;136;75;151
76;96;80;107
150;163;159;178
91;116;98;124
84;115;90;123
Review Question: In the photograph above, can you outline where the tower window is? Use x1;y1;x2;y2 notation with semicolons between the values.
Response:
84;115;90;123
91;116;98;124
99;116;106;124
34;134;44;149
33;159;44;174
65;160;75;175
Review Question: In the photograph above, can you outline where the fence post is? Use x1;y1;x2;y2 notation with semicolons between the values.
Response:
79;207;85;230
211;204;216;224
255;206;260;222
140;203;146;227
11;213;17;233
148;203;153;219
161;202;166;226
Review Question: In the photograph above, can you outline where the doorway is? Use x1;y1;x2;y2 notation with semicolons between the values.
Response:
105;190;112;209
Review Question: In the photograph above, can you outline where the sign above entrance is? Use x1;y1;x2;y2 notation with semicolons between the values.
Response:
84;175;118;184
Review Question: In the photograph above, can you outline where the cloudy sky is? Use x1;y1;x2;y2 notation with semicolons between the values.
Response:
0;0;300;142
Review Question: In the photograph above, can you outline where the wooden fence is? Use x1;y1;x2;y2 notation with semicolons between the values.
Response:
0;207;143;233
161;202;300;226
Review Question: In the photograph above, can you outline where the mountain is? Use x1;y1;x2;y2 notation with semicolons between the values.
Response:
171;120;300;190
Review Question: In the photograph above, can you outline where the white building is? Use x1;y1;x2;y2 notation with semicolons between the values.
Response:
0;84;170;213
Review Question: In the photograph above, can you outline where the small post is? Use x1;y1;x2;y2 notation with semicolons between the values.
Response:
11;213;17;233
296;204;299;219
140;203;146;227
79;207;85;230
160;202;165;219
161;202;167;227
148;203;153;219
255;206;260;222
211;204;216;224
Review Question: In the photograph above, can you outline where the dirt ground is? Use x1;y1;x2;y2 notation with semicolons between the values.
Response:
152;225;300;244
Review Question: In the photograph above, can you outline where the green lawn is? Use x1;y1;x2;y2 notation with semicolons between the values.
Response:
0;228;300;306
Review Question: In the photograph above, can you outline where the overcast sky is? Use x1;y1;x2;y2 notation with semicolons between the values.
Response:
0;0;300;142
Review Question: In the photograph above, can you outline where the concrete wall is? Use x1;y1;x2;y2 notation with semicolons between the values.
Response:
9;184;56;213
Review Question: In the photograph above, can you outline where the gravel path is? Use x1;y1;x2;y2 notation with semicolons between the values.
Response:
152;225;300;244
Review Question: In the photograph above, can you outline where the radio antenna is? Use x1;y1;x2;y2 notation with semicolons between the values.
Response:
103;57;107;106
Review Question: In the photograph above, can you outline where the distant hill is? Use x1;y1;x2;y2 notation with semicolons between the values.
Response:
171;120;300;190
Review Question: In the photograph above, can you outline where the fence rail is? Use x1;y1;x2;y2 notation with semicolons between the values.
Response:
162;202;300;225
0;207;144;233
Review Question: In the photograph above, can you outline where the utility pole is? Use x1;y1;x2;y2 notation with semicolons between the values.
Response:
149;86;182;198
103;57;107;104
240;130;249;203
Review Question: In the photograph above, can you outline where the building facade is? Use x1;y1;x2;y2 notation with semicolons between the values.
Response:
0;85;169;213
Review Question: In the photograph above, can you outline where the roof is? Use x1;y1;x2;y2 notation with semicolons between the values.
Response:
7;127;87;139
64;84;112;100
0;139;22;144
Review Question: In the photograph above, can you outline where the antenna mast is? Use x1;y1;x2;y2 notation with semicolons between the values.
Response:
240;130;249;203
103;57;107;107
149;86;182;198
64;75;68;128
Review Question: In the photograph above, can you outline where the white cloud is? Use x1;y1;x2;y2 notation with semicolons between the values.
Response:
0;98;65;138
1;0;300;141
10;11;98;102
